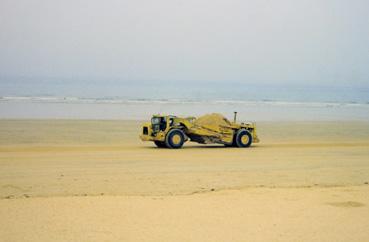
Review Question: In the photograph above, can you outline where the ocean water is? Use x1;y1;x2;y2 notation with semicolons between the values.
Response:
1;79;369;103
0;80;368;121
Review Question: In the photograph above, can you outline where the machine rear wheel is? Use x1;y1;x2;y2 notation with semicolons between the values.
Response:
154;141;166;148
165;129;185;149
235;129;253;147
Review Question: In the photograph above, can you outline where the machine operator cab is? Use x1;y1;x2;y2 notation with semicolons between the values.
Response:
151;115;175;133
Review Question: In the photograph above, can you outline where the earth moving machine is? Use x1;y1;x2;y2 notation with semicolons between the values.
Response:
140;113;259;149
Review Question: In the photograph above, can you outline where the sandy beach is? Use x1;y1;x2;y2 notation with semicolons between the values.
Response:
1;119;369;241
2;0;369;240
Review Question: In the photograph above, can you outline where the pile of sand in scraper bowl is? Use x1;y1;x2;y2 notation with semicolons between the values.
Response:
193;113;232;132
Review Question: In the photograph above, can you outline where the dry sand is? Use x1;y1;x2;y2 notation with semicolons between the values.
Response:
1;120;369;241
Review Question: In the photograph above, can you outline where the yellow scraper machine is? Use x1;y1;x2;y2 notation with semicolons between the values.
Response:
140;112;259;149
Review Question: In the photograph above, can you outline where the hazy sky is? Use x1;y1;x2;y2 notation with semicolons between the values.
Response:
0;0;368;87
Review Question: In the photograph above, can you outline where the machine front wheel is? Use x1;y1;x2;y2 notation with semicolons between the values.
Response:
165;129;185;149
235;129;253;147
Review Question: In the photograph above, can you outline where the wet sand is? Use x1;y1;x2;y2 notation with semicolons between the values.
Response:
1;120;369;241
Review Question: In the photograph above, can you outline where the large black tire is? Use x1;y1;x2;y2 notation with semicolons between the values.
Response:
165;129;185;149
235;129;253;148
154;141;167;148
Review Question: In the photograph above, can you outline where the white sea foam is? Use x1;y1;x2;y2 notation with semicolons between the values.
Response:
1;95;369;120
1;96;368;107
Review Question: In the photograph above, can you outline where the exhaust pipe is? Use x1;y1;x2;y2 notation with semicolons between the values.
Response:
233;111;237;123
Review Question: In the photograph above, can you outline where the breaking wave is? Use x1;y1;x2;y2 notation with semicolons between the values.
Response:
1;95;368;108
